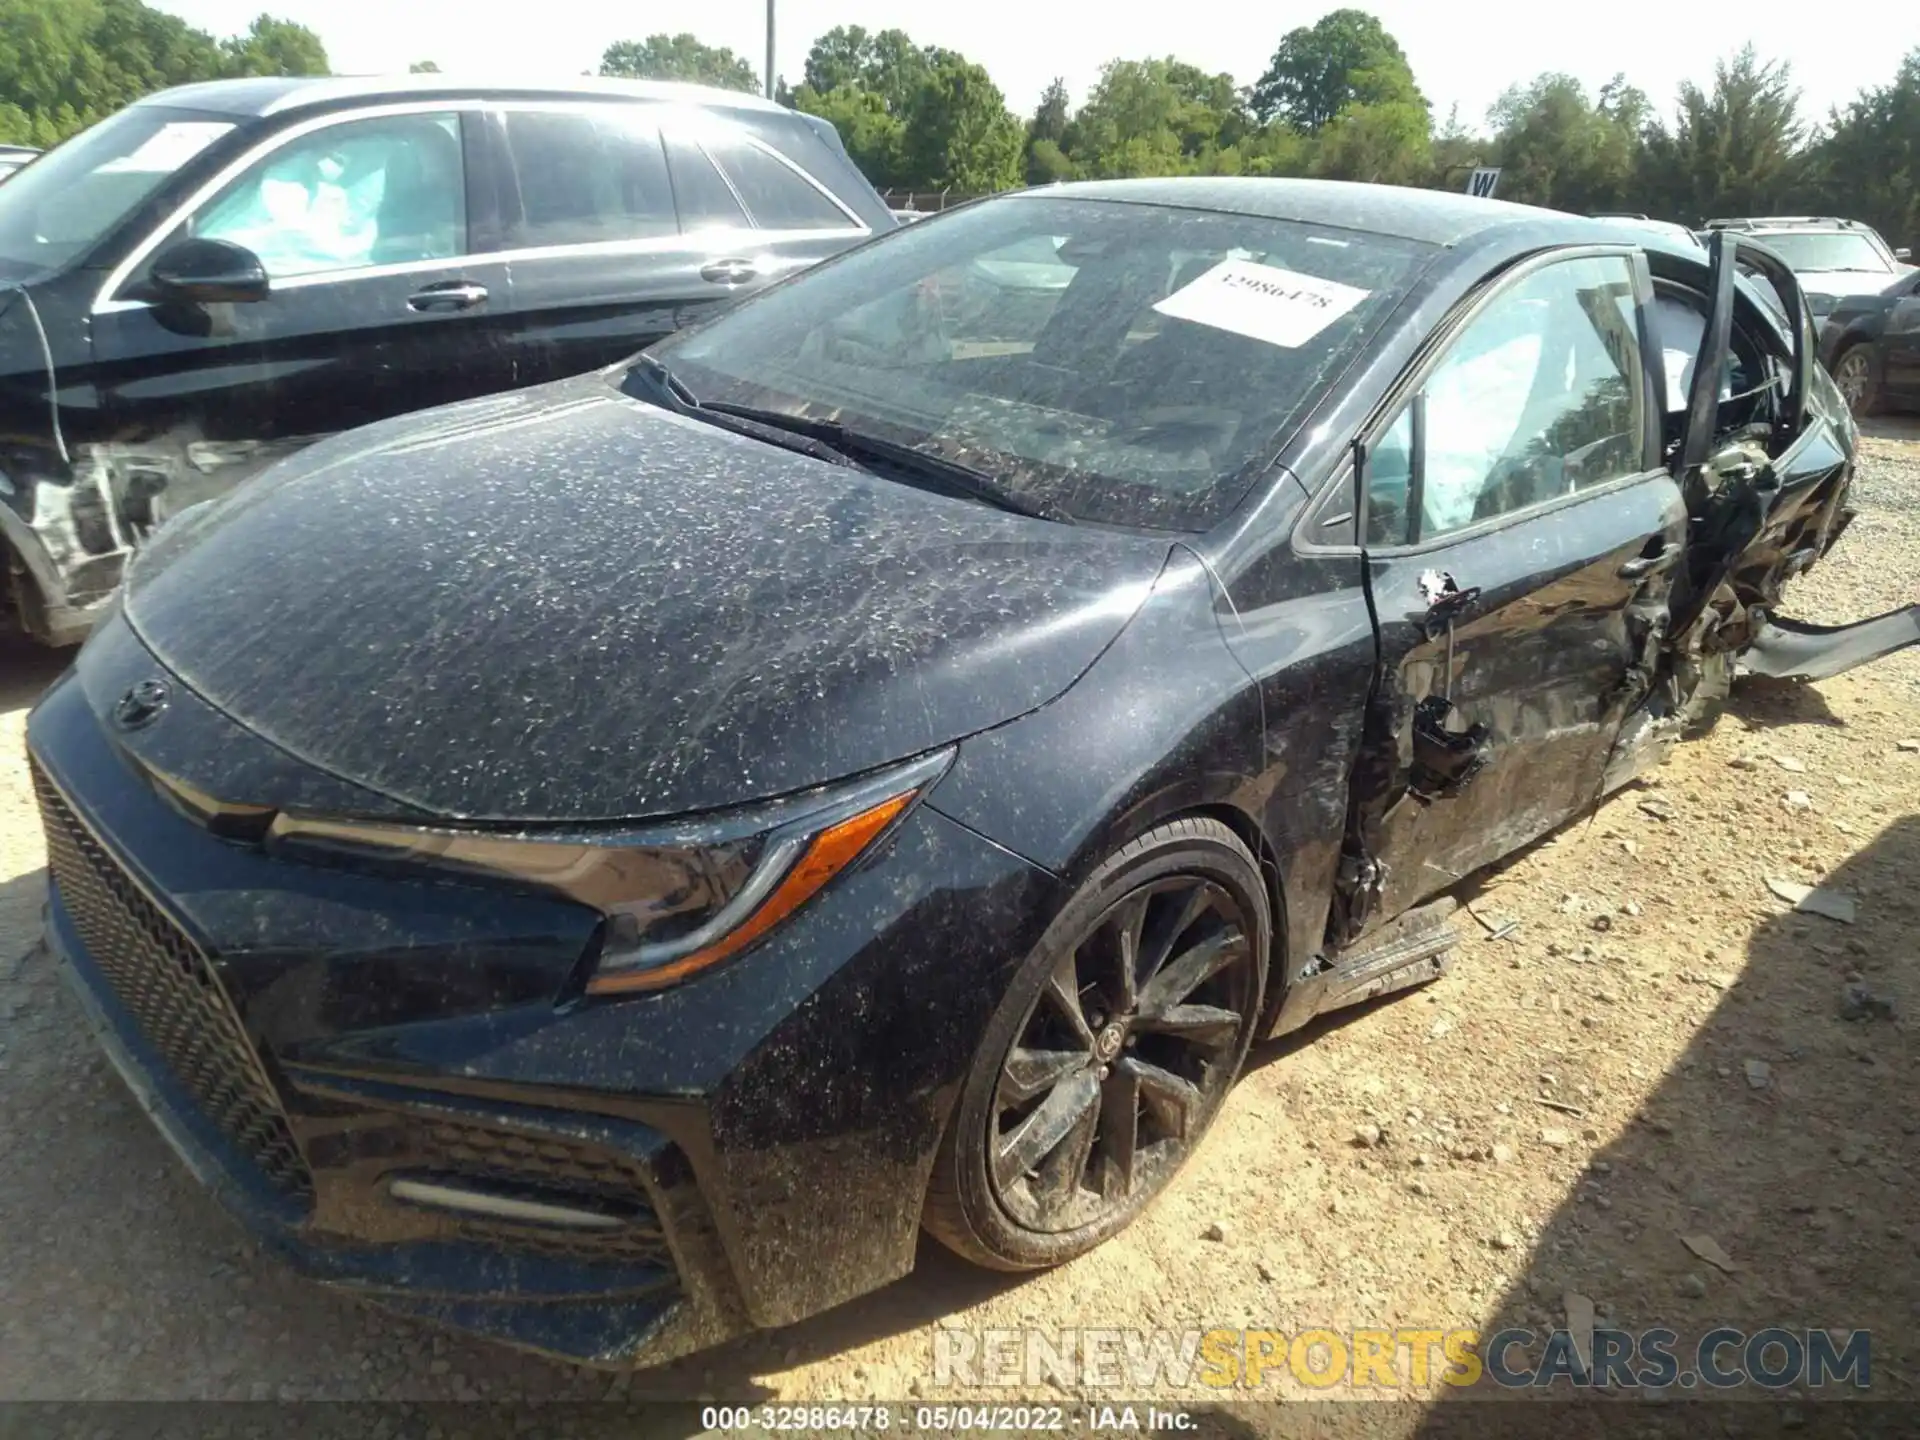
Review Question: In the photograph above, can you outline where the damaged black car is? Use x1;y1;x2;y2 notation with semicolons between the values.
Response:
27;177;1918;1368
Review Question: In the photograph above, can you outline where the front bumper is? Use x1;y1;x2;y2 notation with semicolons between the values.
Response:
27;658;1065;1367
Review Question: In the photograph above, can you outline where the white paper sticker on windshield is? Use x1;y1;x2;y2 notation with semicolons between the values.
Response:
1152;258;1371;348
101;121;234;174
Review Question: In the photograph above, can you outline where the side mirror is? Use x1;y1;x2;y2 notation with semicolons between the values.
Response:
147;238;269;305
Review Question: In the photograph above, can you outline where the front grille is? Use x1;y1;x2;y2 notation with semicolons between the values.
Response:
30;757;313;1204
413;1117;672;1265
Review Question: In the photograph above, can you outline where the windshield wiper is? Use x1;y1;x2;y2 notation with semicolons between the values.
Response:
700;401;1072;523
623;356;857;470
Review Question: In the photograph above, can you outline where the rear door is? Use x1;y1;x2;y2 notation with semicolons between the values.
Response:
90;104;516;515
492;103;873;387
1339;248;1685;936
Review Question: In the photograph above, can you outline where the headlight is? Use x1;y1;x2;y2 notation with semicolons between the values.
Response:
263;749;954;995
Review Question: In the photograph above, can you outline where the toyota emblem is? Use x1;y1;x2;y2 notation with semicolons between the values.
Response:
113;678;171;731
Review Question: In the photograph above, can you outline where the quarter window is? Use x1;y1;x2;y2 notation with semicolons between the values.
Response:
706;138;852;231
1368;254;1645;543
189;113;467;278
501;108;676;248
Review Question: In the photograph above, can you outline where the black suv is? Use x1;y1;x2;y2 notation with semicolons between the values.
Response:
1701;216;1912;319
0;76;894;646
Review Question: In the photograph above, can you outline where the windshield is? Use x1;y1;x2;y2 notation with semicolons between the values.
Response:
649;196;1432;530
1756;231;1892;274
0;106;236;276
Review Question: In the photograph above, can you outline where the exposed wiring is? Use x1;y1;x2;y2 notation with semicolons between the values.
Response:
0;280;69;467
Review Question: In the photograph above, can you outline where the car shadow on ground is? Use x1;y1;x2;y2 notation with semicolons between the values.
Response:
0;633;71;711
1410;811;1919;1430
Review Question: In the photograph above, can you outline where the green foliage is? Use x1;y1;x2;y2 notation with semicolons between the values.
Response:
599;33;759;92
793;82;907;188
1251;9;1424;133
221;13;329;78
1065;58;1251;178
1488;73;1647;211
1640;47;1805;221
1812;50;1920;251
409;60;440;74
802;27;933;116
1310;98;1431;185
0;0;326;146
899;53;1025;193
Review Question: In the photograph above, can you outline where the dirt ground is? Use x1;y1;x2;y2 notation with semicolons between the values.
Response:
3;425;1919;1426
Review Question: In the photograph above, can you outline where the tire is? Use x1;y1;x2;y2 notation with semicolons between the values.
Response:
1831;344;1881;418
923;817;1269;1271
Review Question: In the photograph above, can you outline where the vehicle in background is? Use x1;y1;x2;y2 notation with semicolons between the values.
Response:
893;207;926;223
1702;216;1912;322
0;145;38;182
0;74;894;647
1589;213;1703;249
1818;267;1920;415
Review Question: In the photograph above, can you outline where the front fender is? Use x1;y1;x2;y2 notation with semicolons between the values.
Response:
925;545;1279;930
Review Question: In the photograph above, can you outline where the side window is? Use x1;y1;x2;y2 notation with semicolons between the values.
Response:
189;113;467;278
705;137;854;231
500;107;675;248
1368;254;1645;543
662;132;749;231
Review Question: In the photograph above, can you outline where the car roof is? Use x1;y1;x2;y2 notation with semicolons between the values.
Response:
1705;216;1872;233
132;73;787;121
1034;177;1579;246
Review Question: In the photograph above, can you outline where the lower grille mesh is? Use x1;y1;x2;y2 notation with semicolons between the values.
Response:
414;1118;673;1265
31;756;314;1204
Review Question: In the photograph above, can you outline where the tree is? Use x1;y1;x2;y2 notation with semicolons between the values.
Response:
1024;76;1075;184
1067;57;1248;178
898;52;1025;192
0;0;323;146
1250;9;1424;132
1488;72;1647;211
599;33;759;92
409;60;439;74
1812;50;1920;252
1640;47;1804;222
792;82;907;188
1311;98;1432;185
802;26;933;116
220;14;329;77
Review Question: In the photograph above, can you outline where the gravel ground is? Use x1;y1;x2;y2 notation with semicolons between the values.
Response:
3;426;1920;1421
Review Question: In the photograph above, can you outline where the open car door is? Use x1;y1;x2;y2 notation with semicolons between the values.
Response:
1659;232;1919;698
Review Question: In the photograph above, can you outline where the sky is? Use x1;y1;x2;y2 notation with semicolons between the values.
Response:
157;0;1914;135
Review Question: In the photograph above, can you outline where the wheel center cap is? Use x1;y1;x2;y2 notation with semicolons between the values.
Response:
1094;1022;1126;1062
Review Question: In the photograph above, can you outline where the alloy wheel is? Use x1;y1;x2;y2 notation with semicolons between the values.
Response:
986;875;1256;1233
1834;350;1873;414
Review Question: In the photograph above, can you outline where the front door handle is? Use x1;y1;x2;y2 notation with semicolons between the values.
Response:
407;281;489;313
700;258;759;287
1619;542;1681;579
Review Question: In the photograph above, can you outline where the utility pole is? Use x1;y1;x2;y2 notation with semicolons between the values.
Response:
765;0;776;99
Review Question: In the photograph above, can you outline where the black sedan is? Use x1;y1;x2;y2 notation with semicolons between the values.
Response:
1819;268;1920;415
28;178;1916;1369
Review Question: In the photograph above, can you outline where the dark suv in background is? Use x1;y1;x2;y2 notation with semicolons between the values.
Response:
0;76;894;647
1702;215;1912;321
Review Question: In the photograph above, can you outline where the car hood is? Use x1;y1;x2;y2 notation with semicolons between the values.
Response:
122;376;1174;824
1798;268;1902;301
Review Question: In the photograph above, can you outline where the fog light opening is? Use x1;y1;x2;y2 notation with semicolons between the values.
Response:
387;1177;628;1231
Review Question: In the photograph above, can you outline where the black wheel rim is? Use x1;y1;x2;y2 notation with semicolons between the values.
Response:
987;875;1255;1234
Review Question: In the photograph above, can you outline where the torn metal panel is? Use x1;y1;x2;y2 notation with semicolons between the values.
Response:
3;432;316;646
1741;605;1920;683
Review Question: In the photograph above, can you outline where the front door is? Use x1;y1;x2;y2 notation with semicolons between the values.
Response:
89;107;516;528
1343;250;1686;935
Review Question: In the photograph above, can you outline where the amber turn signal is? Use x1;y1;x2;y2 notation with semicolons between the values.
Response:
585;790;915;995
